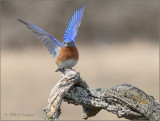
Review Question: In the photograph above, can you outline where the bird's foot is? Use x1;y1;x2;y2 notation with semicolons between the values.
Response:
55;68;75;74
55;67;65;74
70;68;75;71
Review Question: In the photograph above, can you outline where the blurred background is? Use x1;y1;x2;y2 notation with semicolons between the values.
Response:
1;0;159;120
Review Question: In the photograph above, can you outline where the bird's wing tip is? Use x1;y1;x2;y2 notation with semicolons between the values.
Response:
17;19;27;25
80;3;85;9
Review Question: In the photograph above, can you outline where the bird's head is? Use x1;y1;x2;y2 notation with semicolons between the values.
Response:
62;40;75;47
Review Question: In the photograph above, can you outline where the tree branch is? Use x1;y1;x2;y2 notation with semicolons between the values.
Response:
43;70;160;121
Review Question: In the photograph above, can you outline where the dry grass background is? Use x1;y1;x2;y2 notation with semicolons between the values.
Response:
1;0;159;120
1;41;159;120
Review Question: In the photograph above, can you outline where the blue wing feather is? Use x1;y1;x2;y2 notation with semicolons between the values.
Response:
63;4;85;42
18;19;61;58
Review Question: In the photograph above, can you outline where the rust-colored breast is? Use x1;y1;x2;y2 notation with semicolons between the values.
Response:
56;46;79;66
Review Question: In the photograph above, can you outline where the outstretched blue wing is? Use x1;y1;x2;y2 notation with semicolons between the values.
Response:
63;4;85;42
18;19;61;58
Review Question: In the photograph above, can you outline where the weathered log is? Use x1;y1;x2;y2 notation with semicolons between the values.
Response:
43;70;160;121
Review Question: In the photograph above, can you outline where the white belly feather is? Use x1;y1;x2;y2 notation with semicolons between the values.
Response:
58;59;78;69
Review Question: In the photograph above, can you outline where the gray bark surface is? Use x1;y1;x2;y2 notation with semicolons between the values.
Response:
43;70;160;121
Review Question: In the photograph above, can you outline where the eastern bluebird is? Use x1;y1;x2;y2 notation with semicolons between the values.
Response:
18;4;85;72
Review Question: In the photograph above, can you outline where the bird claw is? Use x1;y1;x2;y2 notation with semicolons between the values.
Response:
55;68;76;75
55;68;65;73
70;68;75;71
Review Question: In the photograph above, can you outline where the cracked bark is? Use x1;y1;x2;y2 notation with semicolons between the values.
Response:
43;70;160;121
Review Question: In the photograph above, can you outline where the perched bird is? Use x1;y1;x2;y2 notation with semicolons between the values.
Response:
18;4;85;72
